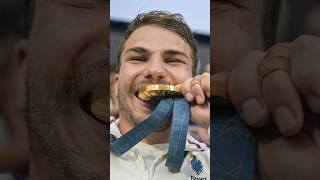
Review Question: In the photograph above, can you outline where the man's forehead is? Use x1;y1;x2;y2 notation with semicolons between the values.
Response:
123;25;192;55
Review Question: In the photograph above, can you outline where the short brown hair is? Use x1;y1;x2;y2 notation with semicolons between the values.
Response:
117;11;198;75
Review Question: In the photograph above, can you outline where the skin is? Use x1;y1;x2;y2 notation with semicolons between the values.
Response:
110;72;119;116
115;25;210;145
254;35;320;180
211;0;264;73
0;36;28;173
17;0;108;179
212;0;320;179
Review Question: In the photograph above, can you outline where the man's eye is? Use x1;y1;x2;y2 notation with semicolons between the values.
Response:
165;59;184;64
129;57;146;62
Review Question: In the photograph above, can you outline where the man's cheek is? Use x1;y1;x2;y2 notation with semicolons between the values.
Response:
169;67;192;82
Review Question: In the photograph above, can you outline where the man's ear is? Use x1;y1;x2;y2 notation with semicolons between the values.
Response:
13;40;28;109
113;74;119;99
14;40;28;72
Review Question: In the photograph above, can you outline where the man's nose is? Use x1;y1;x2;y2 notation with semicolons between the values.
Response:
143;56;166;81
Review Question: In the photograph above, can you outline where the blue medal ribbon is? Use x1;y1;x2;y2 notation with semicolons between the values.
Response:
110;98;190;173
166;98;190;173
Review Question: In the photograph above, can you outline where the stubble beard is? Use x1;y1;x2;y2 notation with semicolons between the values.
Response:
25;67;106;180
117;86;171;132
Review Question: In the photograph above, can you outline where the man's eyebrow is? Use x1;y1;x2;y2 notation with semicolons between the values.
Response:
163;49;190;58
124;47;149;56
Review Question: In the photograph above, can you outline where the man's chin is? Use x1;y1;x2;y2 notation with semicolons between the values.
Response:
129;101;171;132
134;94;158;112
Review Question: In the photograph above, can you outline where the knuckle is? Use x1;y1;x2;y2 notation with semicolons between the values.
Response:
202;72;210;77
262;71;286;91
293;35;315;50
192;84;202;93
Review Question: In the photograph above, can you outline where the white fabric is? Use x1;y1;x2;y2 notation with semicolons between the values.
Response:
110;118;210;180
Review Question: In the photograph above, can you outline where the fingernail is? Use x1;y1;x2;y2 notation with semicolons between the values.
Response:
241;98;266;127
196;95;204;104
186;93;193;101
273;106;296;135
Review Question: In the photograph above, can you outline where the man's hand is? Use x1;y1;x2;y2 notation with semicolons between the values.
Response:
178;72;210;128
224;35;320;179
189;125;210;145
228;35;320;136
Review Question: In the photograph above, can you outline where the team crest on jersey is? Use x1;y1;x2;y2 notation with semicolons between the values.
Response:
191;156;203;175
110;134;116;142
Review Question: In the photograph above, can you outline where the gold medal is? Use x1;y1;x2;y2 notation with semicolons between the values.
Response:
90;96;108;123
90;77;230;121
138;84;182;101
90;82;108;123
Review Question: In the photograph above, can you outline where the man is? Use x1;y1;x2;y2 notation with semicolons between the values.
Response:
213;0;320;179
16;0;108;179
110;11;210;180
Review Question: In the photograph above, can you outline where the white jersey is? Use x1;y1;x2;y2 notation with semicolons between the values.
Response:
110;117;210;180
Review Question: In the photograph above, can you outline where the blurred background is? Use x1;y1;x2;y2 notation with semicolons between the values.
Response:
278;0;320;42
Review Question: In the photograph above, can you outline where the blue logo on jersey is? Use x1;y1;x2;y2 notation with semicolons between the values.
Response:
110;134;116;142
191;156;203;175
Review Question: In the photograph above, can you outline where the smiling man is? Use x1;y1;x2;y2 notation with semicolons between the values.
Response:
16;0;108;179
110;11;210;180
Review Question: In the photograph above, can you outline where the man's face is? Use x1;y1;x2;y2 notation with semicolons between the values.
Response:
25;0;108;178
212;0;264;73
117;25;193;125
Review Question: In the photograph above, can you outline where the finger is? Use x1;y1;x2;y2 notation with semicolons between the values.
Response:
291;35;320;113
179;77;194;102
191;75;206;104
190;102;210;127
199;72;210;97
262;70;304;136
229;51;270;127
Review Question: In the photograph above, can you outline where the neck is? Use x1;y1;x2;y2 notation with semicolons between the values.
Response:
142;127;171;144
118;115;171;144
